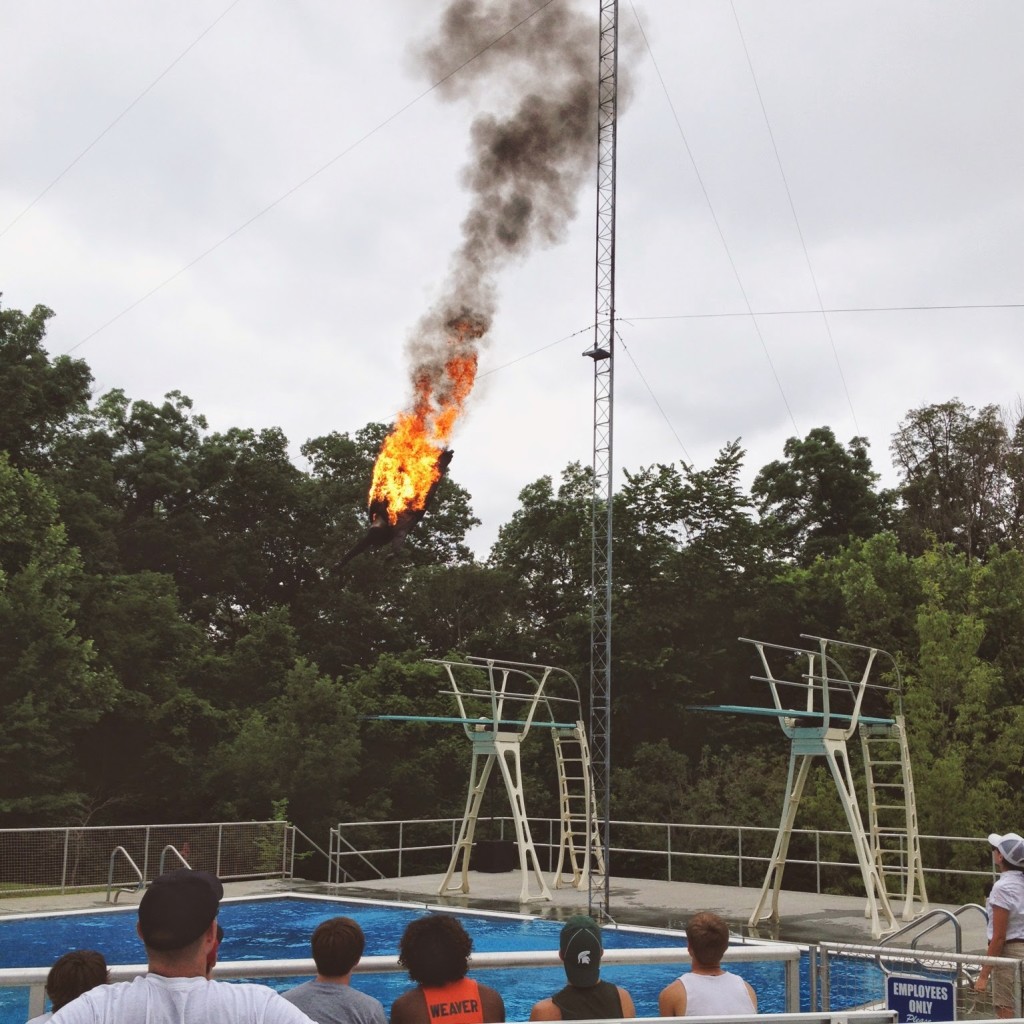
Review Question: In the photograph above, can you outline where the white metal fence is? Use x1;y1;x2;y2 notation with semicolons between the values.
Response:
329;816;996;898
2;945;801;1020
1;817;992;901
5;942;1021;1022
0;821;292;897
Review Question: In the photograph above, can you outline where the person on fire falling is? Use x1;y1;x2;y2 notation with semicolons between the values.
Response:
390;915;504;1024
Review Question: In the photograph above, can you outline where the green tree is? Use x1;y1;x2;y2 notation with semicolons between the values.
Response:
213;660;362;837
615;444;784;738
0;302;92;472
891;400;1013;559
345;655;474;823
900;546;1021;895
753;427;886;565
0;454;118;821
821;531;922;657
487;464;593;665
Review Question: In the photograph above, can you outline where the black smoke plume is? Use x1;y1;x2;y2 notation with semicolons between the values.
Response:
406;0;613;395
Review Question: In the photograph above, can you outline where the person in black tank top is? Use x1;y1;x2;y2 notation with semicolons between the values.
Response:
528;916;636;1021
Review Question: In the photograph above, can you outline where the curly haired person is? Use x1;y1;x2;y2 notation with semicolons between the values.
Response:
390;915;504;1024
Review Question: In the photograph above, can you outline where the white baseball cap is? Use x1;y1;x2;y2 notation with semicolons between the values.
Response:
989;832;1024;868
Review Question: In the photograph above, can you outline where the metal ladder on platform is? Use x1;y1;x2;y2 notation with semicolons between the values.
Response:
552;722;605;889
860;713;929;919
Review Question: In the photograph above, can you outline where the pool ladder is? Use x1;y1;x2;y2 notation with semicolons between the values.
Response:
105;843;192;902
874;903;988;990
106;846;144;902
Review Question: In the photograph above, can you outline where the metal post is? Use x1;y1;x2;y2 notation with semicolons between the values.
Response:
1016;960;1023;1019
667;824;672;882
587;0;619;921
784;953;801;1013
142;826;150;884
398;821;404;879
816;831;821;893
217;824;223;877
808;944;818;1013
821;945;831;1011
738;828;743;887
61;828;70;894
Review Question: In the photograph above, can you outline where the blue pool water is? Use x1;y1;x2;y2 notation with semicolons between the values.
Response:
0;895;824;1021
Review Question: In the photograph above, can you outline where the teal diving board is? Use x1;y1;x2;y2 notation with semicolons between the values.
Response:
689;704;895;726
365;714;578;729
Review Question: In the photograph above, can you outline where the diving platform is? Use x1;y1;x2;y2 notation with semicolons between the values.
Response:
373;656;604;903
692;634;928;938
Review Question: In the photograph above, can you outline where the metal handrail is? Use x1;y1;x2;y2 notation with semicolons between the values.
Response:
157;843;191;874
875;909;964;979
818;940;1023;1017
329;826;387;882
105;846;143;903
875;902;989;978
295;825;355;883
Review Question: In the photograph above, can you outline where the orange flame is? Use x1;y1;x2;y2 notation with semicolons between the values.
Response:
369;328;480;524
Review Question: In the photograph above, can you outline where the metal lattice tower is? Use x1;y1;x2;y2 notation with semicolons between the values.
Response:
584;0;618;917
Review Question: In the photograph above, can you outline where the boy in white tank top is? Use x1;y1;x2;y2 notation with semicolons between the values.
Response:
658;912;758;1017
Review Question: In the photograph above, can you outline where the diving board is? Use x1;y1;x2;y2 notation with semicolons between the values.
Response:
696;635;927;938
691;705;896;726
366;714;579;729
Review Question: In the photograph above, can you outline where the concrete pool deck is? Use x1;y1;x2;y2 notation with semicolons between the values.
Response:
0;872;989;955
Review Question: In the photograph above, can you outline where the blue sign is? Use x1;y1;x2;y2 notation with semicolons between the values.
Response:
886;974;956;1022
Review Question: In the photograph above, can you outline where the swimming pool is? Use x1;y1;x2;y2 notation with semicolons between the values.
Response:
0;895;812;1021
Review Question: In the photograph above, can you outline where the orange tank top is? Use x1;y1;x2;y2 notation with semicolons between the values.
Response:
420;978;484;1024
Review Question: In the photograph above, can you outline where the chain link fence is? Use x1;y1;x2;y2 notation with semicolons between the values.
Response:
0;822;292;898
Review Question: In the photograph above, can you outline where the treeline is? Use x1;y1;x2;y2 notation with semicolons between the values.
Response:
3;300;1024;901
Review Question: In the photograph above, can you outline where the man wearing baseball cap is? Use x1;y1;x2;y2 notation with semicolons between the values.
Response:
976;832;1024;1017
529;916;635;1021
51;869;314;1023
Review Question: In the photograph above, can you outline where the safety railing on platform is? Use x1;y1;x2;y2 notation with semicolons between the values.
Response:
329;816;997;900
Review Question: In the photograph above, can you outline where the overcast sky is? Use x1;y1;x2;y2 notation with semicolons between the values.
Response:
3;1;1022;557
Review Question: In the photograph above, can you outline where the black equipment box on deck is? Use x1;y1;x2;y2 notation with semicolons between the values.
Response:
471;840;516;873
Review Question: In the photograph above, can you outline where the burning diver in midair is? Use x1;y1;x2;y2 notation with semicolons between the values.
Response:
337;448;454;568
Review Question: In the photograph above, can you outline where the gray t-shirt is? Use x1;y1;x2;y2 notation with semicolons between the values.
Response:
282;981;386;1024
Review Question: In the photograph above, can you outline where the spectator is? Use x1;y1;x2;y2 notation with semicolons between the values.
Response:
975;831;1024;1017
50;868;314;1024
390;915;504;1024
282;917;386;1024
658;912;757;1017
529;915;636;1021
27;950;109;1024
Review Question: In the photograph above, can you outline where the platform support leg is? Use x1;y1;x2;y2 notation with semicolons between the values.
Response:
750;750;812;929
439;746;495;896
823;737;896;937
493;737;551;902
